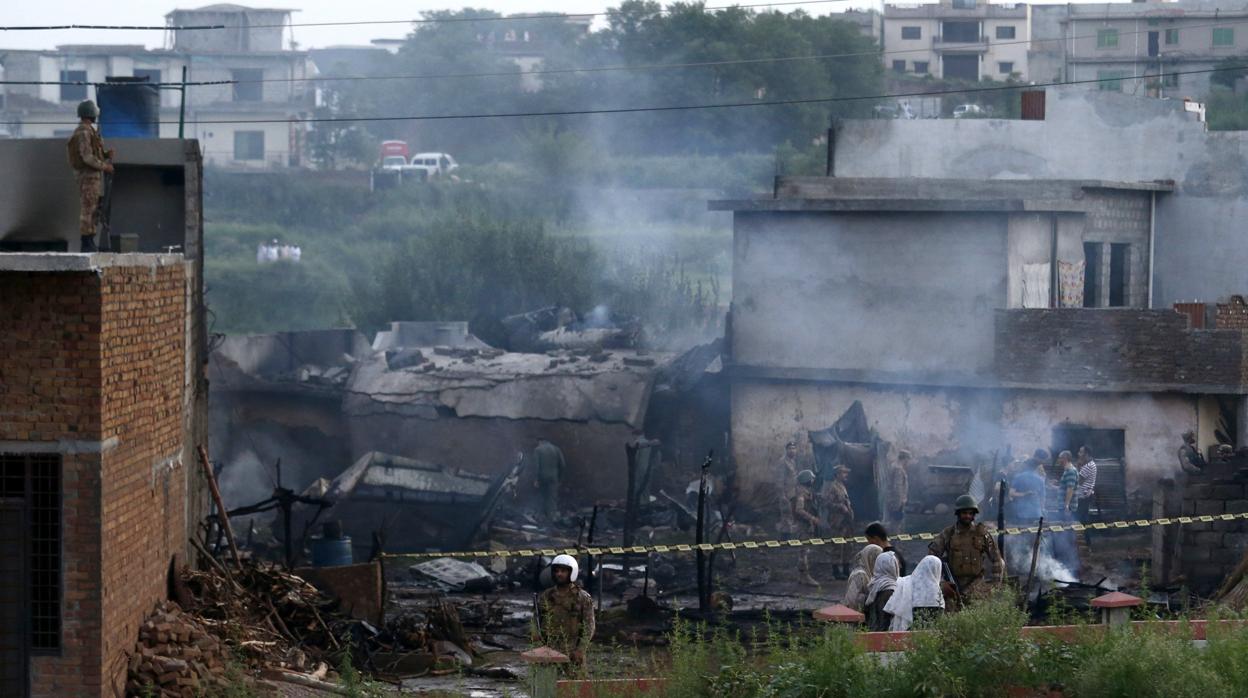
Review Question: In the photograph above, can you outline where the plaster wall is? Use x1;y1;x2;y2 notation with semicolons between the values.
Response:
732;210;1008;376
831;88;1246;308
731;379;1199;499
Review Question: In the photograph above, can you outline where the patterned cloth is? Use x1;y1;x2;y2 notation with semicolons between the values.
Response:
67;123;108;235
1059;260;1086;308
1077;460;1098;499
841;544;882;611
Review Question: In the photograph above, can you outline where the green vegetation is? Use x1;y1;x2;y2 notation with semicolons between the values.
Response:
656;595;1248;698
204;172;731;340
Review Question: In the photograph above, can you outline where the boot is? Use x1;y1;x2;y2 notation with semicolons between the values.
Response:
80;235;98;252
799;572;821;587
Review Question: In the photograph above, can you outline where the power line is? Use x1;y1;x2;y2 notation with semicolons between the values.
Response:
0;0;854;32
5;16;1247;88
3;63;1236;127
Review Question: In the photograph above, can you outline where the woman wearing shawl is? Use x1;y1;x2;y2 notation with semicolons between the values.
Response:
840;544;882;611
882;554;945;631
865;550;900;631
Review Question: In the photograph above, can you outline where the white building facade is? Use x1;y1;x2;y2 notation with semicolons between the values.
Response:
882;0;1031;81
0;4;314;169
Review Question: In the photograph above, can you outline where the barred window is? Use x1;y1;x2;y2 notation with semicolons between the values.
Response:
0;453;61;652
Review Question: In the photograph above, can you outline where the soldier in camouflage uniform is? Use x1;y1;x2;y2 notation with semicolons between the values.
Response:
928;494;1004;609
536;555;595;671
792;469;822;587
823;464;855;578
66;100;114;252
532;438;567;521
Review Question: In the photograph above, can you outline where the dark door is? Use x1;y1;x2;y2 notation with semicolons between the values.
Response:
0;500;29;698
1148;31;1160;57
943;54;979;81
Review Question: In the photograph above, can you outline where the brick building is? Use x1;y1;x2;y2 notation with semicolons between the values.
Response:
0;143;207;697
712;176;1248;529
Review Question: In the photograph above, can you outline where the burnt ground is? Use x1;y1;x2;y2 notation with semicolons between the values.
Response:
379;526;1162;696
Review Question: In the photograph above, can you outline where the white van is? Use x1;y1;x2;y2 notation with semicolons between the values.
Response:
404;152;459;179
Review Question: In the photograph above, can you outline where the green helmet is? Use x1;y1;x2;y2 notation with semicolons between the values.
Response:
77;100;99;121
796;469;816;486
954;494;979;513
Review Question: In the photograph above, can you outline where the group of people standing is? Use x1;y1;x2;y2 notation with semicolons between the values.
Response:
838;495;1005;631
777;441;910;586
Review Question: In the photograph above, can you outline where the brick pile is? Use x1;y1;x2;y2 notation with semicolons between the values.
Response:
1216;296;1248;330
127;602;230;697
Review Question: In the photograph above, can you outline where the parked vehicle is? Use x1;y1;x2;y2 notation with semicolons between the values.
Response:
404;152;459;179
952;104;985;118
379;140;409;161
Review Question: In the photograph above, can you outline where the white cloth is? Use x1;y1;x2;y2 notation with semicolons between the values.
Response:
841;544;882;611
1021;262;1051;308
865;551;900;607
883;555;945;631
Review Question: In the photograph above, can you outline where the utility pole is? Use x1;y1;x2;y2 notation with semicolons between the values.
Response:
178;65;188;139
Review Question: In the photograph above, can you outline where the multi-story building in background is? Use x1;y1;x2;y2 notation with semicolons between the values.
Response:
0;4;314;169
882;0;1031;81
1030;0;1248;98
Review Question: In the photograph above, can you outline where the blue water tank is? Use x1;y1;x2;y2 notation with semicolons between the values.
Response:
97;78;160;139
310;535;353;567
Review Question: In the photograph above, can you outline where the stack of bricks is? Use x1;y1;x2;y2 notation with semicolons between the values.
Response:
1178;455;1248;595
126;602;229;698
1216;296;1248;330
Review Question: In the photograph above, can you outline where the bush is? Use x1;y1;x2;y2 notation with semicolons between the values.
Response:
1068;624;1231;698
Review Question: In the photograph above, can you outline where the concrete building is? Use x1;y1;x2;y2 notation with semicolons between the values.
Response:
836;9;884;43
882;0;1031;81
0;4;315;169
0;140;209;696
1030;0;1248;97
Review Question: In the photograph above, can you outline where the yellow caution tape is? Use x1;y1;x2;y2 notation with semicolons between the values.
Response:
380;511;1248;561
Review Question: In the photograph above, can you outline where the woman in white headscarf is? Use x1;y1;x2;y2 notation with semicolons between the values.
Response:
865;550;900;631
840;544;882;612
883;554;945;631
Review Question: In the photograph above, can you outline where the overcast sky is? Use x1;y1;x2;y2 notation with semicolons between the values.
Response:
2;0;894;51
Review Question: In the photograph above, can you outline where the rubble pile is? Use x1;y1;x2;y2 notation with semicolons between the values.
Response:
126;562;353;695
127;602;230;697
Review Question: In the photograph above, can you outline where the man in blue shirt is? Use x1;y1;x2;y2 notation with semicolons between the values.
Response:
1008;458;1046;526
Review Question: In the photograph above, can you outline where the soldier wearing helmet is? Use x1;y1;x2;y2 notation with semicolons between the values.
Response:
792;469;822;587
927;494;1004;606
536;554;595;669
65;100;114;252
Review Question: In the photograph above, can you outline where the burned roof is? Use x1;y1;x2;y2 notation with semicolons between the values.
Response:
328;452;494;503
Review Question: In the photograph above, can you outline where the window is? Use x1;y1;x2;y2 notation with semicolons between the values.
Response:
892;60;907;73
1109;243;1129;307
901;26;922;40
1083;242;1102;307
1097;28;1119;49
1162;71;1179;87
999;61;1014;74
943;54;979;81
1;453;62;652
133;68;161;84
996;25;1016;40
951;0;975;8
1165;28;1179;45
233;131;265;160
914;61;930;74
942;21;980;43
60;70;87;102
231;69;263;102
1097;70;1127;91
1214;27;1234;47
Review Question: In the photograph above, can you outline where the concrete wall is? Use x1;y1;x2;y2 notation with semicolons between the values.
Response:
732;210;1008;377
0;139;201;253
832;88;1246;309
730;378;1199;501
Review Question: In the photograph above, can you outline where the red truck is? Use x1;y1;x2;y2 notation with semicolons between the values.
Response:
379;140;409;171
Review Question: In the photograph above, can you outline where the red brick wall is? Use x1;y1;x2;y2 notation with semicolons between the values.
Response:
0;272;107;696
98;264;188;696
0;263;189;697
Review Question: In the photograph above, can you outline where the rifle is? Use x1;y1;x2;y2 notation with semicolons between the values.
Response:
532;593;543;642
940;558;963;603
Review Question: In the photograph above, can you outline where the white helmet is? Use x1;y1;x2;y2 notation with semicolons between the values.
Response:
550;554;579;582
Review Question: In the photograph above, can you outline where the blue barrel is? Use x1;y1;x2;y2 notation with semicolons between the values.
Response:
97;78;161;138
310;535;353;567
